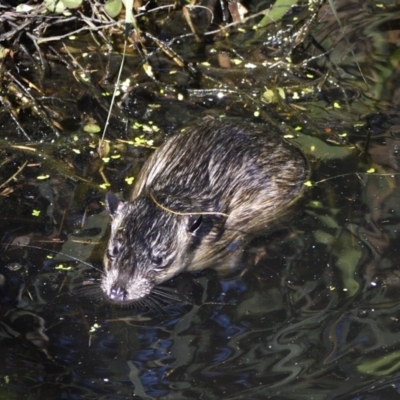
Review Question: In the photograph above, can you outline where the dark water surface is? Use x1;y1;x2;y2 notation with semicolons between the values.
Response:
2;1;400;399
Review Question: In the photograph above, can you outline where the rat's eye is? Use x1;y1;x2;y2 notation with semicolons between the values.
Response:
188;215;203;234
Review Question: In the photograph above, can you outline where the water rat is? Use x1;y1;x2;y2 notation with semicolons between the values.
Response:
102;120;308;304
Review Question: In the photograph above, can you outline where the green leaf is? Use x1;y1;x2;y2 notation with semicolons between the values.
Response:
257;0;298;28
15;4;34;12
62;0;82;9
105;0;123;18
44;0;66;13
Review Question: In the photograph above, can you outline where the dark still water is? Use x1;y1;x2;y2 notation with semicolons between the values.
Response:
2;0;400;399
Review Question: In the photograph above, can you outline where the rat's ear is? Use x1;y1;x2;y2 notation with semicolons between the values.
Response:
105;192;124;218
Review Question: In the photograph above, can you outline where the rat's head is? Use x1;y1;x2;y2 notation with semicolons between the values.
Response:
101;192;212;305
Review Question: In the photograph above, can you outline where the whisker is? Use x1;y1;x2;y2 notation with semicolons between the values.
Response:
141;296;159;310
67;281;104;303
151;286;187;303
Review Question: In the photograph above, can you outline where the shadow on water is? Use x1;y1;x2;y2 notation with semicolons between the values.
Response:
3;0;400;399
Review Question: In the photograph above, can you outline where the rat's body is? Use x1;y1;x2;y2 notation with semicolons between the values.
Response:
102;120;308;304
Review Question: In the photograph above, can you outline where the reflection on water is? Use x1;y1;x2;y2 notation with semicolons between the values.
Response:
3;148;400;400
3;138;400;399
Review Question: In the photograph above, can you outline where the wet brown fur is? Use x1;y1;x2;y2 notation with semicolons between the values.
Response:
102;120;309;304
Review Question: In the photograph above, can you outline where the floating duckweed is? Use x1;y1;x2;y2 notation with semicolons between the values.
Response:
55;264;72;270
142;125;153;132
79;73;90;82
263;89;276;103
302;87;314;94
143;63;154;78
84;123;101;133
133;136;154;147
89;323;100;333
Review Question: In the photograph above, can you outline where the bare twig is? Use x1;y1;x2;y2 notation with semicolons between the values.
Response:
0;160;28;189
